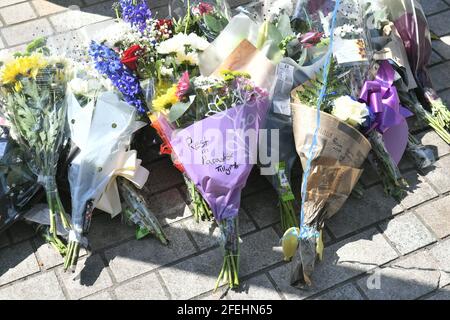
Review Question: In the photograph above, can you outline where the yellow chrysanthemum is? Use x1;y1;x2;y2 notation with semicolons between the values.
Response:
1;54;47;87
152;85;179;112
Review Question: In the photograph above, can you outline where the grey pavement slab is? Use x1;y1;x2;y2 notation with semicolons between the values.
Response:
0;241;40;286
114;272;169;300
0;271;65;299
327;185;403;238
415;196;450;239
269;228;398;299
357;251;441;300
380;213;436;255
313;283;364;300
105;222;196;282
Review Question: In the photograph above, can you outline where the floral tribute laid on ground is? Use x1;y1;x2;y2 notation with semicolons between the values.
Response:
1;0;449;294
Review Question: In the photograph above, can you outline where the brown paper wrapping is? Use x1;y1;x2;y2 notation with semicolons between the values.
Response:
291;91;371;229
212;39;276;92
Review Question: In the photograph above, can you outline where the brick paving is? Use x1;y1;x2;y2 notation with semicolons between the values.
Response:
1;0;450;300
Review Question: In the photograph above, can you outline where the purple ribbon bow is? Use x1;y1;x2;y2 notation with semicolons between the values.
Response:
359;60;413;164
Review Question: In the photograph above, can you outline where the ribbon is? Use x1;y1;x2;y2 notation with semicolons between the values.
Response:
96;150;149;217
359;60;413;164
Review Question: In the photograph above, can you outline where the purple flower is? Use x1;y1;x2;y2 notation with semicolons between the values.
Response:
89;41;147;114
119;0;152;32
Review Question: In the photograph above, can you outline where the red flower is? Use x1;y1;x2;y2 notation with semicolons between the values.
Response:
120;45;142;71
192;2;214;16
176;71;190;100
156;19;173;30
299;31;323;48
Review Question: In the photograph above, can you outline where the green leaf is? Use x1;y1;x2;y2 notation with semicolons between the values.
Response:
168;95;195;123
204;15;223;34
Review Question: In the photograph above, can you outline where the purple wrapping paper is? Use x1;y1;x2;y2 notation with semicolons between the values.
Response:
359;61;413;164
157;98;269;222
394;11;433;89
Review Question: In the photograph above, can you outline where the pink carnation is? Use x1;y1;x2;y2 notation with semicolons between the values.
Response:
176;71;190;100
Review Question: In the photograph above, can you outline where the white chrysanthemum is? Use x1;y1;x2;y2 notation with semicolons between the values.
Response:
175;51;199;65
157;33;209;55
186;33;209;51
95;21;134;47
332;95;369;127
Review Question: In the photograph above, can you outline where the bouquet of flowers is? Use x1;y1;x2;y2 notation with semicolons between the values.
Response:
150;69;270;289
290;56;372;286
0;40;72;248
63;61;168;271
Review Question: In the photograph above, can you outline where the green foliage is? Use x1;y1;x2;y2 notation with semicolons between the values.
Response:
295;58;342;112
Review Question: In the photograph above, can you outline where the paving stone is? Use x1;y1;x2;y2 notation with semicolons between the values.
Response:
183;209;256;251
416;196;450;238
242;188;280;228
147;159;184;194
269;228;398;299
380;213;436;255
428;10;450;36
430;239;450;287
33;236;87;271
357;251;441;300
239;228;282;276
0;0;26;8
400;172;438;209
327;184;403;238
158;246;225;300
1;18;53;47
420;0;449;15
432;36;450;60
82;290;113;300
148;188;192;226
0;271;65;300
440;89;450;106
160;228;280;299
427;286;450;300
8;221;35;244
0;241;40;286
0;2;37;25
313;283;363;300
0;232;9;249
32;0;84;16
48;4;111;33
56;254;113;300
430;50;442;65
115;272;168;300
228;274;281;300
33;237;64;270
88;213;134;251
430;61;450;91
422;156;450;193
416;130;450;158
105;222;196;282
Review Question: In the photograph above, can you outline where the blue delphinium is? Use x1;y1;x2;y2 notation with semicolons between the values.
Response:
119;0;152;32
89;41;146;114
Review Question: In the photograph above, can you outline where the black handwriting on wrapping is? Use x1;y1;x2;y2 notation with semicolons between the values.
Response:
215;163;239;175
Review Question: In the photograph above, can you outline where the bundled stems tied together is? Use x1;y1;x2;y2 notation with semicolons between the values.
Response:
63;201;94;272
118;177;168;245
43;177;71;239
368;131;408;200
36;225;67;256
280;199;298;232
184;174;213;223
402;91;450;144
215;217;239;290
